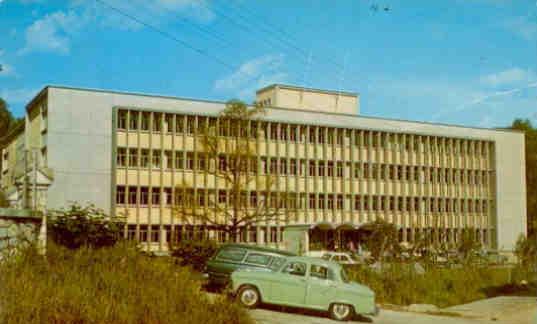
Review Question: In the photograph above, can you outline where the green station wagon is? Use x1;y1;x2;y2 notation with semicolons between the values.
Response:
231;256;378;321
205;244;295;286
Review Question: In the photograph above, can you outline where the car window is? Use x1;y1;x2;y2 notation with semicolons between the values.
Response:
244;253;271;266
341;255;350;262
269;256;286;271
333;255;342;262
215;248;246;262
340;268;350;283
282;262;306;276
310;264;328;279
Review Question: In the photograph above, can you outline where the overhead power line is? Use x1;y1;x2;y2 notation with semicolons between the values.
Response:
94;0;238;72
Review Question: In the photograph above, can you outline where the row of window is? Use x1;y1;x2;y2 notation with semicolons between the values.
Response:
116;186;491;213
124;224;490;245
117;110;491;156
125;224;282;244
117;148;492;186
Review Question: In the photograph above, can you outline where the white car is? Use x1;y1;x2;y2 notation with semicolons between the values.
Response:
321;252;361;265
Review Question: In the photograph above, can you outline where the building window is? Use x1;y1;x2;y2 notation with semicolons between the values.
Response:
186;152;194;170
140;187;149;206
354;196;361;210
307;161;316;177
165;114;174;133
151;187;160;205
175;152;184;169
309;194;316;209
164;188;172;206
117;147;126;167
289;159;297;175
151;226;159;243
336;162;343;177
129;111;138;130
165;151;173;170
140;149;149;168
118;110;127;130
128;148;138;167
318;161;325;177
354;163;362;179
116;186;126;205
187;117;195;135
279;159;287;175
198;154;206;171
128;187;137;205
327;161;334;177
336;195;343;210
249;192;257;206
153;113;162;132
141;112;150;131
176;115;184;133
152;150;161;169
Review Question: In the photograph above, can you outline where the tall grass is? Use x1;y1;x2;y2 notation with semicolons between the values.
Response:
0;243;253;324
347;263;536;308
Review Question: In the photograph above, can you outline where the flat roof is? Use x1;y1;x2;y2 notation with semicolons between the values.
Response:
24;85;523;135
256;83;358;97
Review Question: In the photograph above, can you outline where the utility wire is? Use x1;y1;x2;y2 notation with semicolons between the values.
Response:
94;0;238;72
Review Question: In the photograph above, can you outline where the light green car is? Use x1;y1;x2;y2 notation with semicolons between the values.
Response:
231;256;378;321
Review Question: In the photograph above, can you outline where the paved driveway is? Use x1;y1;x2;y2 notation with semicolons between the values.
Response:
250;297;537;324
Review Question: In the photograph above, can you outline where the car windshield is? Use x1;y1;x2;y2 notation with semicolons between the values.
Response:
340;268;350;283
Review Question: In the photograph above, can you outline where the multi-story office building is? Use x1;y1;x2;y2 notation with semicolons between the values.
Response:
0;84;527;253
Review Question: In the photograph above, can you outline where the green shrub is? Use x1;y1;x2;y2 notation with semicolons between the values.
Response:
48;203;124;249
0;242;252;324
346;263;525;308
171;239;219;272
515;234;537;269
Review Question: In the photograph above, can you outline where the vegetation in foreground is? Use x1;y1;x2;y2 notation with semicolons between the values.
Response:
0;243;253;324
347;263;535;308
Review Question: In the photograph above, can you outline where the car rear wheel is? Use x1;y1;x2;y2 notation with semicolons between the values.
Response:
329;303;354;321
237;285;260;309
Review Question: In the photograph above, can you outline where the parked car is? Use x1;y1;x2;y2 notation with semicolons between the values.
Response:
205;244;295;287
321;252;362;265
231;256;378;321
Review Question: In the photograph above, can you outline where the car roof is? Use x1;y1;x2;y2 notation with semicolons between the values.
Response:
218;243;296;256
284;256;341;268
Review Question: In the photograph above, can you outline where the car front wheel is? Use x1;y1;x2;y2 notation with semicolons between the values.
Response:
237;285;260;309
329;303;354;321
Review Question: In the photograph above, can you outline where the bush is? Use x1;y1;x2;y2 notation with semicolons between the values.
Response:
171;239;219;272
514;234;537;269
0;243;252;324
346;263;525;308
48;203;124;249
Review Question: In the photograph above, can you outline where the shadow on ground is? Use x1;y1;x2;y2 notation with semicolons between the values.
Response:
481;282;537;298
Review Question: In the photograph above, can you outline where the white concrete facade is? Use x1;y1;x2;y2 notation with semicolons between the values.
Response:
0;85;527;252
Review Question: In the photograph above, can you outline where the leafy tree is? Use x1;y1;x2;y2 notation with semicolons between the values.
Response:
48;203;125;249
0;97;14;140
362;219;400;262
509;119;537;236
172;100;291;243
457;227;482;263
514;234;537;269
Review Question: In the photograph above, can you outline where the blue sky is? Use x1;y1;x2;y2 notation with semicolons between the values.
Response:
1;0;537;128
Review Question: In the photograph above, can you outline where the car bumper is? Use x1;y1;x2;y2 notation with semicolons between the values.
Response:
366;305;380;317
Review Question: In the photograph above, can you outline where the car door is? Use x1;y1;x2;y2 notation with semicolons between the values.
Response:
270;261;308;307
306;264;337;310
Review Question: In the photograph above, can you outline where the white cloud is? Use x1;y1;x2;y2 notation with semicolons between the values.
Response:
18;0;215;55
214;54;286;96
504;16;537;40
0;63;16;77
0;88;39;104
19;10;86;55
480;67;536;87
